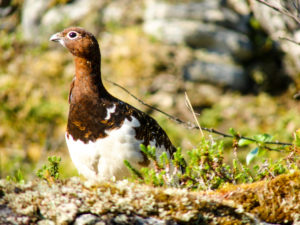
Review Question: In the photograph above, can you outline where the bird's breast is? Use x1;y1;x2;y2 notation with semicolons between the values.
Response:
65;116;149;181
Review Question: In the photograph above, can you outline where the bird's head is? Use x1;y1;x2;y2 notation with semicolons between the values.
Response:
50;27;100;59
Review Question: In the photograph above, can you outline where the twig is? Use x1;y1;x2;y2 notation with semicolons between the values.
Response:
280;36;300;45
105;79;293;147
255;0;300;24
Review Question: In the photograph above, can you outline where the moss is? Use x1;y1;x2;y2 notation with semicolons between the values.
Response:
217;171;300;224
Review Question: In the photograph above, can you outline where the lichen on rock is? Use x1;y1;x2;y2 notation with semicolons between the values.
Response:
0;177;260;225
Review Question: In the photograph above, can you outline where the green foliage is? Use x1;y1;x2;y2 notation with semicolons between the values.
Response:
140;144;156;161
124;160;143;180
293;129;300;147
37;156;61;182
125;139;300;190
6;169;25;184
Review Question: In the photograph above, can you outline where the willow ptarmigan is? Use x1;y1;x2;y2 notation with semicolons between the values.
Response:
50;27;178;181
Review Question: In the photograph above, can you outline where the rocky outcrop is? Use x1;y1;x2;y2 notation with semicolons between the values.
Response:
143;0;252;91
0;178;258;225
1;172;300;224
143;0;293;93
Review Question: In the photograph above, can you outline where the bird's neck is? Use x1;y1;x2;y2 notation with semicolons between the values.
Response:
72;56;109;100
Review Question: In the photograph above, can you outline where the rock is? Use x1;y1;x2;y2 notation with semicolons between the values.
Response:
144;0;249;33
0;178;265;224
183;50;249;91
0;204;30;225
250;0;300;77
184;23;252;59
143;0;292;93
150;74;183;93
144;1;219;21
74;213;178;225
144;20;252;59
56;203;78;224
227;0;251;15
0;0;13;17
21;0;49;40
21;0;142;42
21;0;103;41
41;0;98;30
102;0;144;25
38;220;56;225
74;214;100;225
183;60;248;91
143;0;253;94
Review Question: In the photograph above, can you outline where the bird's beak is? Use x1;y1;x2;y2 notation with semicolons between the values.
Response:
49;32;66;47
49;32;61;42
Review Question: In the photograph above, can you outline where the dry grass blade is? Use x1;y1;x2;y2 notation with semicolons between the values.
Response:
184;92;204;138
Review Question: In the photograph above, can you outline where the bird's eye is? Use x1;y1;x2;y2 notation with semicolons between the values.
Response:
67;31;78;39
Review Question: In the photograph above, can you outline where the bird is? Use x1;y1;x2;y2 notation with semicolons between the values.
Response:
50;27;179;181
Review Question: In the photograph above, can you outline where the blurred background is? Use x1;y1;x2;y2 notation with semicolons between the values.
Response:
1;0;300;179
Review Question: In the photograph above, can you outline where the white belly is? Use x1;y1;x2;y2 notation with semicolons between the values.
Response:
66;116;147;181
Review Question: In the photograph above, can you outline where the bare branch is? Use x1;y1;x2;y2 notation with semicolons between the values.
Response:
256;0;300;24
280;36;300;45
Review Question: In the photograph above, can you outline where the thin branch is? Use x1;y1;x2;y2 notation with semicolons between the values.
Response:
256;0;300;24
105;79;293;147
280;36;300;45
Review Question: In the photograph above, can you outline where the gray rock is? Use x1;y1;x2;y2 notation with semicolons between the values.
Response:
144;0;219;21
56;202;78;224
103;2;124;23
21;0;102;41
21;0;49;40
103;0;144;25
0;0;13;17
183;60;248;91
250;0;300;77
144;0;249;32
0;204;30;225
75;213;180;225
74;214;100;225
144;20;252;59
41;0;97;30
227;0;251;15
37;219;56;225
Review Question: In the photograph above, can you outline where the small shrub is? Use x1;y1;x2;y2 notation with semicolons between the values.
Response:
125;137;300;190
6;169;25;184
37;156;61;183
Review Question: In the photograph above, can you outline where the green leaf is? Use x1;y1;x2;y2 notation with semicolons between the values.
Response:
229;128;238;137
140;144;156;160
159;152;169;166
124;160;143;180
246;147;259;165
238;139;253;147
293;129;300;147
253;134;273;143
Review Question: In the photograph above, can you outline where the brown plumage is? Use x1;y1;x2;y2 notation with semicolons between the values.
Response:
50;27;178;181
